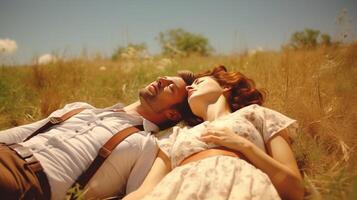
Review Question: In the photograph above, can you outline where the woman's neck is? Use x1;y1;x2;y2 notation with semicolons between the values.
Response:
199;95;231;121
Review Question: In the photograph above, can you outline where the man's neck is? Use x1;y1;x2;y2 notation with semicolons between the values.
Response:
123;101;141;116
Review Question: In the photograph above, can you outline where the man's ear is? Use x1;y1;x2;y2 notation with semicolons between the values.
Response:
163;109;182;122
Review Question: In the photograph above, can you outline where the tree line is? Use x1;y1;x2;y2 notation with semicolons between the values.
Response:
112;28;336;60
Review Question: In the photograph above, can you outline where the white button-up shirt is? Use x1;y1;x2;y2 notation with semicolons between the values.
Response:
0;102;159;200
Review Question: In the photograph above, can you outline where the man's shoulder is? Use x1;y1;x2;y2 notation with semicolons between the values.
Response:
63;102;95;109
103;102;125;110
48;102;95;117
123;130;157;150
126;130;156;142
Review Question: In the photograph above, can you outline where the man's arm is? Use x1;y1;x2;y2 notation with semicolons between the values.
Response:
0;102;93;144
123;150;171;200
0;118;48;144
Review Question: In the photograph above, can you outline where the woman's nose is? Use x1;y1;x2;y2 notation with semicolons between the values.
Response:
185;85;193;91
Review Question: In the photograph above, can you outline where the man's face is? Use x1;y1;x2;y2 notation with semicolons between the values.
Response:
139;76;187;113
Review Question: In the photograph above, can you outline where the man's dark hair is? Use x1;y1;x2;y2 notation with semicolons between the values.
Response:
157;70;199;130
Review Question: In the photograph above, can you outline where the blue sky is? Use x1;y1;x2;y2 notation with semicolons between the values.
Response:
0;0;356;64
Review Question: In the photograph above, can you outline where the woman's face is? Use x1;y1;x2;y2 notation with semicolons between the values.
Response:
186;76;224;109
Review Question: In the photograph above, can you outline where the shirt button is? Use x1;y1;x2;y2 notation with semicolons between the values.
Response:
100;117;104;120
87;122;91;126
75;130;79;133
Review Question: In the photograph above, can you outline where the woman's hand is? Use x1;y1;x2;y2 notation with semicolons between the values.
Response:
200;124;252;152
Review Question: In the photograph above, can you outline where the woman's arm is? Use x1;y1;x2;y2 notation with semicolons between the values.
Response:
264;131;304;200
123;149;171;200
201;127;304;200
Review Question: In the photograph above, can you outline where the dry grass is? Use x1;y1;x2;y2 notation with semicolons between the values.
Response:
0;43;356;199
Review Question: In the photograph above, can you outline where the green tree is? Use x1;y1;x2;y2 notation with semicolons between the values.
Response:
320;33;331;46
288;28;332;49
158;28;213;56
112;43;147;60
290;29;320;49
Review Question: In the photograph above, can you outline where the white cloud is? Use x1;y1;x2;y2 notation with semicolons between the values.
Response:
0;38;18;54
37;54;57;65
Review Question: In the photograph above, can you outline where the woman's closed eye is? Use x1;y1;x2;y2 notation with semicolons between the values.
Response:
194;79;203;85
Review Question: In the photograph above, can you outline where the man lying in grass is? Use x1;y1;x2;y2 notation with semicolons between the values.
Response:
0;72;194;200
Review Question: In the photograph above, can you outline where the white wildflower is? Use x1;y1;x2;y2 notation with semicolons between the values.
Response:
37;54;57;65
157;58;173;70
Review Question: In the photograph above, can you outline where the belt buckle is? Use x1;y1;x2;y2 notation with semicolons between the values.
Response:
9;144;33;159
49;117;62;124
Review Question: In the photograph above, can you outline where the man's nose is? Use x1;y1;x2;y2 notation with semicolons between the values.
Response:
158;77;167;85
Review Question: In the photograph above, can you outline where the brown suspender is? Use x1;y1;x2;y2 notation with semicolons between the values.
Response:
23;107;145;197
72;125;143;190
24;108;86;142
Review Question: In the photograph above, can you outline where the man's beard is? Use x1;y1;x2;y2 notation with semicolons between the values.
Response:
139;88;162;113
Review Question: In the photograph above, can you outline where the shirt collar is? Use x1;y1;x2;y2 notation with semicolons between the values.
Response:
142;118;160;133
106;102;160;133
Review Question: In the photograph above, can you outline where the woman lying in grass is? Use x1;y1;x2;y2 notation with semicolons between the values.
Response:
124;66;304;200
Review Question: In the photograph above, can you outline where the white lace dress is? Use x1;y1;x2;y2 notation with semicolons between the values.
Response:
143;104;298;200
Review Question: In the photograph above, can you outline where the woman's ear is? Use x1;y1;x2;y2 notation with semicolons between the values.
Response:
223;86;232;96
164;109;182;122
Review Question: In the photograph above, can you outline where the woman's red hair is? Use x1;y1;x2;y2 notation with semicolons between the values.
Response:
196;65;264;112
180;65;265;126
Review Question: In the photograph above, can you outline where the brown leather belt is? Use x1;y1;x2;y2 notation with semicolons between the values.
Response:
8;143;51;199
178;146;247;166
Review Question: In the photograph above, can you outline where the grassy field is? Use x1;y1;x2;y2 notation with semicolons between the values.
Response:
0;44;356;199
